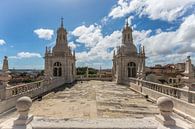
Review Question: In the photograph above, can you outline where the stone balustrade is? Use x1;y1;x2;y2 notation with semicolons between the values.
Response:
0;77;66;114
76;76;113;81
129;78;195;103
5;81;43;99
129;77;195;119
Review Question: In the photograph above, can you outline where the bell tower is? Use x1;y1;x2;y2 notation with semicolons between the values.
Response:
112;19;146;84
44;18;76;83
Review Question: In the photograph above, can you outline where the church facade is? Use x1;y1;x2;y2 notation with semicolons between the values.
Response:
44;19;76;83
112;21;146;84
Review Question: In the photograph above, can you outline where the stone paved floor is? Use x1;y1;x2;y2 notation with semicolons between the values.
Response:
30;80;158;119
0;81;159;123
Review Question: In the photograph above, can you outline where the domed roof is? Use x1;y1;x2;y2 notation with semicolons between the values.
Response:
121;44;137;55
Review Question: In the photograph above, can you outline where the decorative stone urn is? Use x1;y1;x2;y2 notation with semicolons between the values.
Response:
155;96;176;126
14;96;33;126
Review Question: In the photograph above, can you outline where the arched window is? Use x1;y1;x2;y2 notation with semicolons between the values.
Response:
53;62;62;77
128;62;136;77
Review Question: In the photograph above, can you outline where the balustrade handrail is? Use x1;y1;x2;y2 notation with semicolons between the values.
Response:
6;80;44;90
129;77;195;95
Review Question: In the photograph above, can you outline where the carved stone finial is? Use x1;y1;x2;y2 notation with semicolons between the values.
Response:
155;97;175;126
0;56;11;87
2;56;9;73
14;96;33;126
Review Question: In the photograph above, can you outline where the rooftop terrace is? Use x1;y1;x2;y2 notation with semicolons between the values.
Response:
0;80;194;129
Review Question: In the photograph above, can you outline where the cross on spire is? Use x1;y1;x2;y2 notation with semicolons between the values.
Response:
125;17;129;27
61;17;64;27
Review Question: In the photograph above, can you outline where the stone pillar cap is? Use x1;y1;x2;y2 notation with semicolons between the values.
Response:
157;97;174;112
16;96;32;112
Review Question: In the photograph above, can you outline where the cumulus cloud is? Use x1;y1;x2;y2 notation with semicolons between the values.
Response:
10;52;42;59
34;28;54;40
73;14;195;67
74;25;122;63
72;9;195;68
138;14;195;65
0;39;6;45
108;0;195;22
68;41;77;50
72;25;103;47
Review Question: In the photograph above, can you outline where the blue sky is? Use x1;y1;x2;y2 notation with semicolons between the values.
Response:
0;0;195;69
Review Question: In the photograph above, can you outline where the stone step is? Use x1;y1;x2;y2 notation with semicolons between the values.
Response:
31;117;158;129
97;107;159;115
97;101;156;108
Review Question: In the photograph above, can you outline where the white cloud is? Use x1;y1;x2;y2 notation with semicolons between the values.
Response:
108;0;195;22
34;28;54;40
73;13;195;67
72;25;103;47
138;14;195;65
0;39;6;45
68;41;77;50
127;16;134;26
10;52;41;59
74;25;122;63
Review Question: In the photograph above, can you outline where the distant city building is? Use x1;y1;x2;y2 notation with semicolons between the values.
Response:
146;56;195;88
112;20;146;84
44;18;76;83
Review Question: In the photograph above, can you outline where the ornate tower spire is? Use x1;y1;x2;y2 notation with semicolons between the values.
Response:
139;45;142;54
45;46;48;54
142;46;145;55
73;50;75;57
125;18;129;28
61;17;64;28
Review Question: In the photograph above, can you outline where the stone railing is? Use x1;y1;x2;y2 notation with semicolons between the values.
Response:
0;77;66;114
129;78;195;103
76;76;112;81
5;81;43;99
129;77;195;119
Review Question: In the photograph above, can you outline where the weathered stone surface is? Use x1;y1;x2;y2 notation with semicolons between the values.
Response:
32;117;158;129
29;81;158;118
16;96;32;112
157;97;174;112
